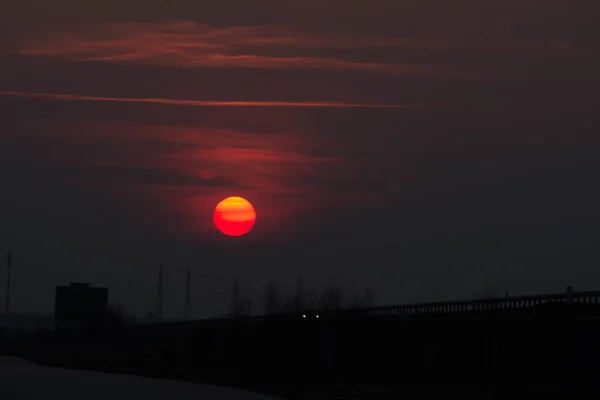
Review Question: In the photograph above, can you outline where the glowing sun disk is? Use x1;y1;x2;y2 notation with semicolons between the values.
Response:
213;197;256;236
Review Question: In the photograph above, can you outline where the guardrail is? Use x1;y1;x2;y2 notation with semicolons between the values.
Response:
328;288;600;319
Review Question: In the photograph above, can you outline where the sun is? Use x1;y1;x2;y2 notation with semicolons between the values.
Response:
213;197;256;237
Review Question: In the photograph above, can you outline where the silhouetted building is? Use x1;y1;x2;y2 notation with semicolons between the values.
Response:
54;282;109;329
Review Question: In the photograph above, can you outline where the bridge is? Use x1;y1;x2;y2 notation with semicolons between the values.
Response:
328;286;598;319
4;286;600;395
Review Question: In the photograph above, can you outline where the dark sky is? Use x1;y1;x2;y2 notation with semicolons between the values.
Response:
1;0;598;318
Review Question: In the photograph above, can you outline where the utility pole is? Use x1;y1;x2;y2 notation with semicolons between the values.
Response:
5;249;11;314
157;264;163;321
184;268;191;320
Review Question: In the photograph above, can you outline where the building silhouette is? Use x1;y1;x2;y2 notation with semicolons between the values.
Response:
54;282;109;329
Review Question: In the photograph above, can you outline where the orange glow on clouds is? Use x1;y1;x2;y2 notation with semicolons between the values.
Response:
213;197;256;237
0;90;423;109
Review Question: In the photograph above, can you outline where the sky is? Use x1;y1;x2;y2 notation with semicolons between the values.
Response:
0;1;598;319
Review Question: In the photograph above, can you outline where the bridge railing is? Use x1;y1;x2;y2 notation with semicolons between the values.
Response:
327;289;600;319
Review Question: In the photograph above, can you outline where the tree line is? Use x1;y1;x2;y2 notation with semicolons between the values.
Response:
104;276;377;323
230;276;376;317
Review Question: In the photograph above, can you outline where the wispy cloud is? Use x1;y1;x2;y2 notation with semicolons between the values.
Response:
29;120;341;237
17;21;574;75
21;22;416;52
17;21;463;77
0;90;433;109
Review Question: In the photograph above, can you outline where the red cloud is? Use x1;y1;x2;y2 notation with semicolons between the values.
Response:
41;121;340;238
17;21;465;77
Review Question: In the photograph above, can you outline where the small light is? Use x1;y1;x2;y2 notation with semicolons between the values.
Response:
316;314;320;318
302;314;306;318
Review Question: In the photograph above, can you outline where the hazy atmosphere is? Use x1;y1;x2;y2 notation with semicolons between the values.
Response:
1;1;598;319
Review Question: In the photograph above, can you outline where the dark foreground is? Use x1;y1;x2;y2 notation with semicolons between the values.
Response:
0;356;281;400
4;298;600;398
0;355;578;400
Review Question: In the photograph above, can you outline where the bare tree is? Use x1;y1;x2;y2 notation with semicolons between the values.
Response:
244;295;253;316
304;285;319;311
257;279;375;315
279;293;295;314
361;287;376;308
318;282;343;310
231;276;252;317
142;311;158;323
271;276;311;314
292;276;306;312
262;281;282;314
347;287;377;309
346;293;361;308
105;303;138;325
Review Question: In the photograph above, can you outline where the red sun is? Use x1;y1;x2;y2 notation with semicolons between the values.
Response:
213;197;256;236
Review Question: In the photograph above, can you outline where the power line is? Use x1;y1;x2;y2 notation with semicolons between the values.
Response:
5;249;11;314
157;264;163;321
184;268;191;320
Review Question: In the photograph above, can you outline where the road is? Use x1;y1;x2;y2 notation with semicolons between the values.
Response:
0;356;282;400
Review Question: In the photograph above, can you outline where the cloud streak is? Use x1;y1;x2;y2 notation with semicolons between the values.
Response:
0;90;433;109
16;21;465;77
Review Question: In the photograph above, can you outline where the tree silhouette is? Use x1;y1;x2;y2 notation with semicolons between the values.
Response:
142;311;158;323
347;287;376;308
230;276;252;317
318;282;344;310
304;285;319;311
105;303;137;326
292;276;305;312
261;282;282;314
259;278;375;314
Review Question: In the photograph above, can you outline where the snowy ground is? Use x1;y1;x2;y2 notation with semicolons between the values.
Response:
0;356;283;400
